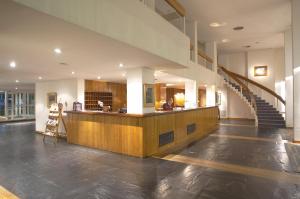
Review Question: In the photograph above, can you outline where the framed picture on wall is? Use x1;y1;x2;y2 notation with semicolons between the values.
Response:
144;84;155;107
47;92;57;108
254;66;268;76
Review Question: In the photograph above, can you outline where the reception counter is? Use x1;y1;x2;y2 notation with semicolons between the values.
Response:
64;107;219;157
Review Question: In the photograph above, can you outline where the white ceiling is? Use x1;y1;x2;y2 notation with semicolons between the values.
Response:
0;0;185;89
179;0;291;53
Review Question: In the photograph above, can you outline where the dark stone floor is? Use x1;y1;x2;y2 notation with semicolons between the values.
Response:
0;121;300;199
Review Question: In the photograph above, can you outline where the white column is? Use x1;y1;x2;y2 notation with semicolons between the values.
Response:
194;21;198;64
205;41;218;72
127;67;155;114
185;80;198;109
285;29;293;127
292;0;300;141
206;85;216;107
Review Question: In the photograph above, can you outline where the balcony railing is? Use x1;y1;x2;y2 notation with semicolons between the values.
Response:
190;44;214;71
139;0;186;33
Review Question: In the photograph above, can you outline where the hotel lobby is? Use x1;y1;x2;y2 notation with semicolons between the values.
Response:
1;0;300;198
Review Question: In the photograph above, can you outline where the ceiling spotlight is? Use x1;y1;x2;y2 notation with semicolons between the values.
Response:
15;87;18;90
10;61;16;68
209;22;227;27
222;39;230;43
233;26;244;31
38;76;42;80
97;76;101;80
119;63;124;68
15;80;19;83
54;48;62;54
71;71;75;75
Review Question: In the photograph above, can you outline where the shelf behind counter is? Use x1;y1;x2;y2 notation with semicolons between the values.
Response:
64;106;219;158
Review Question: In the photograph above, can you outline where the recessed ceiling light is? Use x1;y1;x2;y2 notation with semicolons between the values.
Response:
38;76;42;80
119;63;124;68
10;61;16;68
233;26;244;31
97;76;101;80
222;39;230;43
209;22;227;27
15;87;18;90
71;71;75;75
122;73;126;77
15;80;19;83
54;48;62;54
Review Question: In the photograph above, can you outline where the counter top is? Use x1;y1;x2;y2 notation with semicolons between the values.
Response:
64;106;218;118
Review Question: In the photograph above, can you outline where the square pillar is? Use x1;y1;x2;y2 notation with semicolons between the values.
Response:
292;0;300;141
127;67;155;114
185;80;198;109
284;29;293;127
206;85;216;107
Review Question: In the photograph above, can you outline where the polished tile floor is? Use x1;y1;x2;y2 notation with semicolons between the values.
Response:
0;121;300;199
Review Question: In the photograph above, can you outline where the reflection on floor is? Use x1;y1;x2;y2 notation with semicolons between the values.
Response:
0;120;300;199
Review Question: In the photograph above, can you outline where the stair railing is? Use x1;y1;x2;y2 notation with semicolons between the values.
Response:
218;65;257;112
221;66;286;113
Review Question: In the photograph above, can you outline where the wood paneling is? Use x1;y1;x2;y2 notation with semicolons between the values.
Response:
85;80;127;111
198;88;206;107
66;107;219;157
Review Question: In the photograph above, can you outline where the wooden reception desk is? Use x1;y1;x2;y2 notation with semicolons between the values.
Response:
65;107;219;158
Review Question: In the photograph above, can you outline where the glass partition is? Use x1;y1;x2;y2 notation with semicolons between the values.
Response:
0;91;35;122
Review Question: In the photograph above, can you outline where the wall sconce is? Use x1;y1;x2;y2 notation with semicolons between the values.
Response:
254;66;268;77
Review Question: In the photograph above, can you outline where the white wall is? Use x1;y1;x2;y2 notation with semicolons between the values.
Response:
35;79;84;132
247;48;285;107
218;48;285;119
14;0;190;67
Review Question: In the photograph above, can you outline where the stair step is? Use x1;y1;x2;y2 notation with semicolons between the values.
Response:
258;123;286;128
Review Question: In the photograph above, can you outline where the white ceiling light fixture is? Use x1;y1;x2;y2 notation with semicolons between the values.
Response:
97;76;101;80
10;61;16;68
122;72;126;77
54;48;62;54
15;87;18;90
119;63;124;68
38;76;42;80
209;22;227;27
71;71;75;75
222;39;230;43
15;80;19;83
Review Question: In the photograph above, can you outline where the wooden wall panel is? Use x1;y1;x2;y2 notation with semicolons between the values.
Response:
66;107;219;158
85;80;127;111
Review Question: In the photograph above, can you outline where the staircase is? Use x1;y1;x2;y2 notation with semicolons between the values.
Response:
220;66;286;128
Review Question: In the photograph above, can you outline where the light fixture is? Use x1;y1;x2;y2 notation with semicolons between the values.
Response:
54;48;62;54
71;71;75;75
233;26;244;31
15;80;19;83
119;63;124;68
10;61;16;68
166;83;175;87
97;76;101;80
222;39;229;43
15;87;18;90
38;76;43;80
122;72;126;77
209;22;227;27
